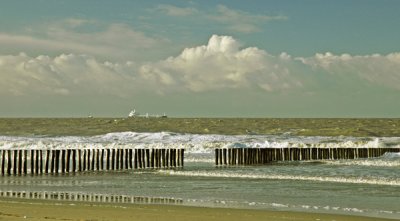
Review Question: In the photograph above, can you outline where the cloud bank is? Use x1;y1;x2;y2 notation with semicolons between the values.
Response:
0;53;135;97
1;35;400;100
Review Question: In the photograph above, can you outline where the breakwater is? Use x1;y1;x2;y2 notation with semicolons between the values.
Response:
0;148;184;175
215;148;400;165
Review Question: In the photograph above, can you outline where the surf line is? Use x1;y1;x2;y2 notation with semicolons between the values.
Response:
0;148;184;175
214;147;400;166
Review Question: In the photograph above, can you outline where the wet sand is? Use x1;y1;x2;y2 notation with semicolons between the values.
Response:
0;198;396;221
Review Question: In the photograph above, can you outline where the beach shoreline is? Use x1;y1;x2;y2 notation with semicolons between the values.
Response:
0;197;397;221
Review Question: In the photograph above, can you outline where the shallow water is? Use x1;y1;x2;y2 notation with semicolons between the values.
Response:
0;132;399;219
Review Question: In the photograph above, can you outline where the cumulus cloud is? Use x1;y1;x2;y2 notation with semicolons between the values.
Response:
299;52;400;90
140;35;400;93
1;35;400;101
140;35;302;92
0;53;136;97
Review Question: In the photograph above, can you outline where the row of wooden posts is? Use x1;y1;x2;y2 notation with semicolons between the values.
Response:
0;190;183;204
0;148;184;175
215;147;400;165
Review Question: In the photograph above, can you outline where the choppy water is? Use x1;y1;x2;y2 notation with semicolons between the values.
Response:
1;132;400;219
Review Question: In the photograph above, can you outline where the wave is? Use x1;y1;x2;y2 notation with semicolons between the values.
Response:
179;198;400;219
156;170;400;186
323;152;400;167
1;132;399;153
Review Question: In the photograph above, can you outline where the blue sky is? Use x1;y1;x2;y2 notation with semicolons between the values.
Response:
0;0;399;117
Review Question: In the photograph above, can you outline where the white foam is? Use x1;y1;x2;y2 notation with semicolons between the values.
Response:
0;132;399;155
156;170;400;186
326;159;400;167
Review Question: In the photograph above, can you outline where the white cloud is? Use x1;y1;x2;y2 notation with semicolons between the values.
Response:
155;4;198;16
153;4;287;33
139;35;301;92
298;52;400;90
0;53;136;97
140;35;400;93
208;5;287;33
1;35;400;101
0;20;165;61
208;5;288;33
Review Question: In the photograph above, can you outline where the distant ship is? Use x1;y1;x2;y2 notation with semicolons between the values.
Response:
128;109;167;118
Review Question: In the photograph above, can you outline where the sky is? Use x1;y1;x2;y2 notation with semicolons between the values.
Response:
1;0;400;117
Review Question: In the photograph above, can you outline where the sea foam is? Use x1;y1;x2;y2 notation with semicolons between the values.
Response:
1;132;399;153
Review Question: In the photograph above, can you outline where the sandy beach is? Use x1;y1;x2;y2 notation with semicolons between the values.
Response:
0;198;396;221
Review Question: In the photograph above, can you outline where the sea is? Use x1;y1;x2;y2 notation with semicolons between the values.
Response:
0;132;399;219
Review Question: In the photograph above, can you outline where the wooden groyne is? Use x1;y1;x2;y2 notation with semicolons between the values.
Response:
215;148;400;166
0;190;183;204
0;148;184;175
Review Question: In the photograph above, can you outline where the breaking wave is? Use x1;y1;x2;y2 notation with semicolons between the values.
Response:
0;132;399;153
325;152;400;167
156;170;400;186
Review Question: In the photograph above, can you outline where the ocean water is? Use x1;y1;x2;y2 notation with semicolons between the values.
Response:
0;132;400;219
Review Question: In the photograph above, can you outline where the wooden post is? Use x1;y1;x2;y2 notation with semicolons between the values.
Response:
223;149;227;165
61;150;66;173
30;150;34;175
165;149;170;168
35;150;40;174
82;150;87;171
176;149;181;167
101;149;105;170
138;149;143;169
72;150;76;172
181;149;184;167
96;149;100;171
134;149;138;169
55;150;60;174
129;149;133;169
44;150;49;174
106;149;110;170
11;150;17;175
50;150;56;173
125;149;129;169
39;150;43;174
169;149;173;167
161;149;166;168
111;149;116;170
228;148;232;165
78;150;82;172
142;149;146;168
18;150;22;175
90;149;95;171
158;149;162;168
231;149;235;165
119;149;124;170
1;150;5;175
150;149;155;168
173;149;177;167
215;149;219;166
115;149;120;170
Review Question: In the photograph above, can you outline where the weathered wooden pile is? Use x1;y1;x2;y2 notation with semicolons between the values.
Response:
215;147;400;166
0;190;183;204
0;148;184;175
